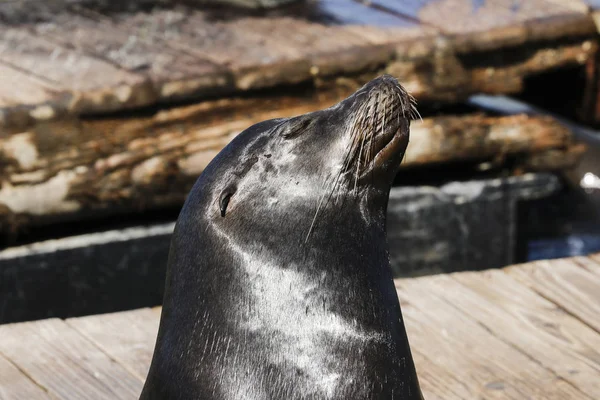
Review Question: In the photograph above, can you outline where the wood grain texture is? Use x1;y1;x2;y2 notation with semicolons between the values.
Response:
0;26;143;92
0;25;155;115
395;277;587;399
32;12;220;83
409;348;471;400
579;252;600;276
66;308;159;381
369;0;596;51
0;318;142;400
443;270;600;398
0;0;593;126
506;258;600;333
0;353;52;400
0;106;579;234
0;64;59;107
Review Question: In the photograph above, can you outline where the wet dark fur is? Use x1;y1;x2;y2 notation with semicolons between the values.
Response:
141;75;423;399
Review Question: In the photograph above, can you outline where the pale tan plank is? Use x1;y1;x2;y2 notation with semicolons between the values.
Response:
410;348;469;400
395;278;589;399
0;64;59;106
33;12;219;82
0;27;142;92
0;318;142;400
0;353;53;400
66;308;159;381
0;25;156;114
377;0;588;33
579;253;600;276
441;269;600;398
506;258;600;333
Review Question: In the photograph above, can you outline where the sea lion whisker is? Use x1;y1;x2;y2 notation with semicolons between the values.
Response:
411;103;422;122
306;115;360;242
354;123;367;194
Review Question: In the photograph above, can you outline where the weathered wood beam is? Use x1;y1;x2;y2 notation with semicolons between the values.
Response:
0;87;583;234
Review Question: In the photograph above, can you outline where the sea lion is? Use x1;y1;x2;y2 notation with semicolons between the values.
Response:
141;75;423;399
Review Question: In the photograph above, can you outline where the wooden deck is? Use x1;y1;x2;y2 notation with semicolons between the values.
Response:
0;254;599;399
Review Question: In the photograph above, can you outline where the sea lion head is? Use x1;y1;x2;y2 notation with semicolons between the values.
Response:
190;74;415;242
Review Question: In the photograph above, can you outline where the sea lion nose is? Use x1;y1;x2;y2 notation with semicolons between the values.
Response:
370;74;401;91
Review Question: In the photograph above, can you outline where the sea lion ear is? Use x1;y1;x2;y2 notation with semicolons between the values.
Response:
280;117;312;139
219;188;235;217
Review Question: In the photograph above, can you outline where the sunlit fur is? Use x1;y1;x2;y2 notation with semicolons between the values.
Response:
141;75;423;400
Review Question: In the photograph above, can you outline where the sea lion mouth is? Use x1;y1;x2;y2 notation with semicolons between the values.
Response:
343;75;416;183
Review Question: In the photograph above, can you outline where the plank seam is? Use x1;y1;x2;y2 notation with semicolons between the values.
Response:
64;314;150;382
441;273;597;400
31;319;145;397
0;60;62;89
0;350;57;399
573;254;600;275
55;319;145;384
518;259;600;336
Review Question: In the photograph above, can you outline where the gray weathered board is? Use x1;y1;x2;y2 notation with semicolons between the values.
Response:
0;0;596;123
1;254;600;399
0;173;559;324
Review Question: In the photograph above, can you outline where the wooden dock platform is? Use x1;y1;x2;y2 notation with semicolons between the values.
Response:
0;254;599;399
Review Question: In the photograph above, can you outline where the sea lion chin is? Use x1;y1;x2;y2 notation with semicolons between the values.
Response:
141;75;423;400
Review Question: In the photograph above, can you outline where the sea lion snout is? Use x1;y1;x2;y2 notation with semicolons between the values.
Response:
343;75;416;183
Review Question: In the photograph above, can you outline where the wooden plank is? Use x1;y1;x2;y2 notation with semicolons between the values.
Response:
0;318;143;400
0;26;141;92
409;348;470;400
0;64;59;107
442;269;600;398
66;308;159;381
32;12;220;82
368;0;595;50
0;25;155;114
102;8;311;90
0;353;52;400
0;104;579;234
30;10;232;102
580;252;600;276
92;5;433;90
395;278;586;399
506;258;600;333
230;9;436;79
